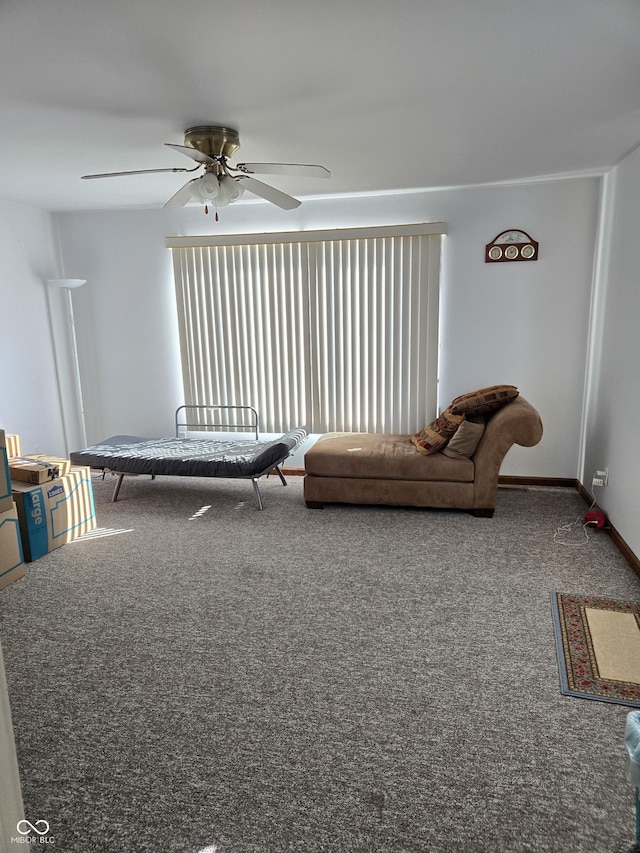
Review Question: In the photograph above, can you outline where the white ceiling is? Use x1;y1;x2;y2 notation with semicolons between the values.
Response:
1;0;639;212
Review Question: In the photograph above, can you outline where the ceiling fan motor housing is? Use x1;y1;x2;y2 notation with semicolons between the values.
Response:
184;126;240;160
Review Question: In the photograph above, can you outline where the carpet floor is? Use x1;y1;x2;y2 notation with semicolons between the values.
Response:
0;476;639;852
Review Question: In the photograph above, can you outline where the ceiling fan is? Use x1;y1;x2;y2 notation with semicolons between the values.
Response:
82;125;331;216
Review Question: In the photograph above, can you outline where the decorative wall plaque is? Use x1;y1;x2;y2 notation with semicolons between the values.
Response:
485;229;538;263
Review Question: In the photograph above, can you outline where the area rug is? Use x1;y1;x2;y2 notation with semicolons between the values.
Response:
551;592;640;707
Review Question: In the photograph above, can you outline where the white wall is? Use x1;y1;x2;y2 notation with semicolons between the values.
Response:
0;201;68;456
582;144;640;559
50;211;185;445
54;176;600;477
434;180;599;477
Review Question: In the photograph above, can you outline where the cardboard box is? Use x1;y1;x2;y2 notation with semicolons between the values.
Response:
24;454;71;476
0;429;13;514
0;503;26;589
12;466;97;562
9;455;71;484
6;434;21;457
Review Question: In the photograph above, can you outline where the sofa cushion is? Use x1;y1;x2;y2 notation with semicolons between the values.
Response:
441;419;485;459
411;407;464;455
305;432;473;482
450;384;519;416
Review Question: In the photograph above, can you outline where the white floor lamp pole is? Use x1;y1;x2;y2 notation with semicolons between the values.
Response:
47;279;88;450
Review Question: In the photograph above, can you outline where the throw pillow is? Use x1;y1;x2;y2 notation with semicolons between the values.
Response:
450;384;519;417
412;407;464;455
441;419;485;459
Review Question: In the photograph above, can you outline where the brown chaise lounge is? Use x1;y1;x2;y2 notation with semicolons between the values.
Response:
303;396;543;517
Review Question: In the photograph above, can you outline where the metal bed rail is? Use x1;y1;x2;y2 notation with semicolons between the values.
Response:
175;404;259;440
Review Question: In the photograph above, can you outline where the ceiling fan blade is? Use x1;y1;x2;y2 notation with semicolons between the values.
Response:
237;163;330;179
164;143;215;165
163;178;199;209
82;167;191;179
238;175;301;210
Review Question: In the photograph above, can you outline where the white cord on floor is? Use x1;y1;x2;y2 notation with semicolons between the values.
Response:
554;517;591;546
554;500;596;547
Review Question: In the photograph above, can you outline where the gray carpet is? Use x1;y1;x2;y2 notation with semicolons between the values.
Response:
0;475;639;852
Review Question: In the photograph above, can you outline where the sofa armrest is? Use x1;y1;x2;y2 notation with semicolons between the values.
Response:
472;396;543;509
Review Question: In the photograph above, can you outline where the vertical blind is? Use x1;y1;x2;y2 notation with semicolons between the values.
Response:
167;223;445;434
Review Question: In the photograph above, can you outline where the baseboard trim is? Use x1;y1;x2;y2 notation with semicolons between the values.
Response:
288;473;582;487
291;472;582;488
575;480;594;505
606;522;640;578
498;476;577;488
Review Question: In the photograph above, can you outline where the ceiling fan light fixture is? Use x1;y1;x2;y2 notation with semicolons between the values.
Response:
201;173;220;198
215;175;244;207
189;173;220;202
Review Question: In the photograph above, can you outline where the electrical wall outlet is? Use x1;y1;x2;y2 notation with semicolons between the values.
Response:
592;468;609;488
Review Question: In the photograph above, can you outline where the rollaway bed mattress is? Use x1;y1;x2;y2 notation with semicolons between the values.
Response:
70;405;308;510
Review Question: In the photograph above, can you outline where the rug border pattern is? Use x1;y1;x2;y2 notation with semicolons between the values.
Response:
551;592;640;708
